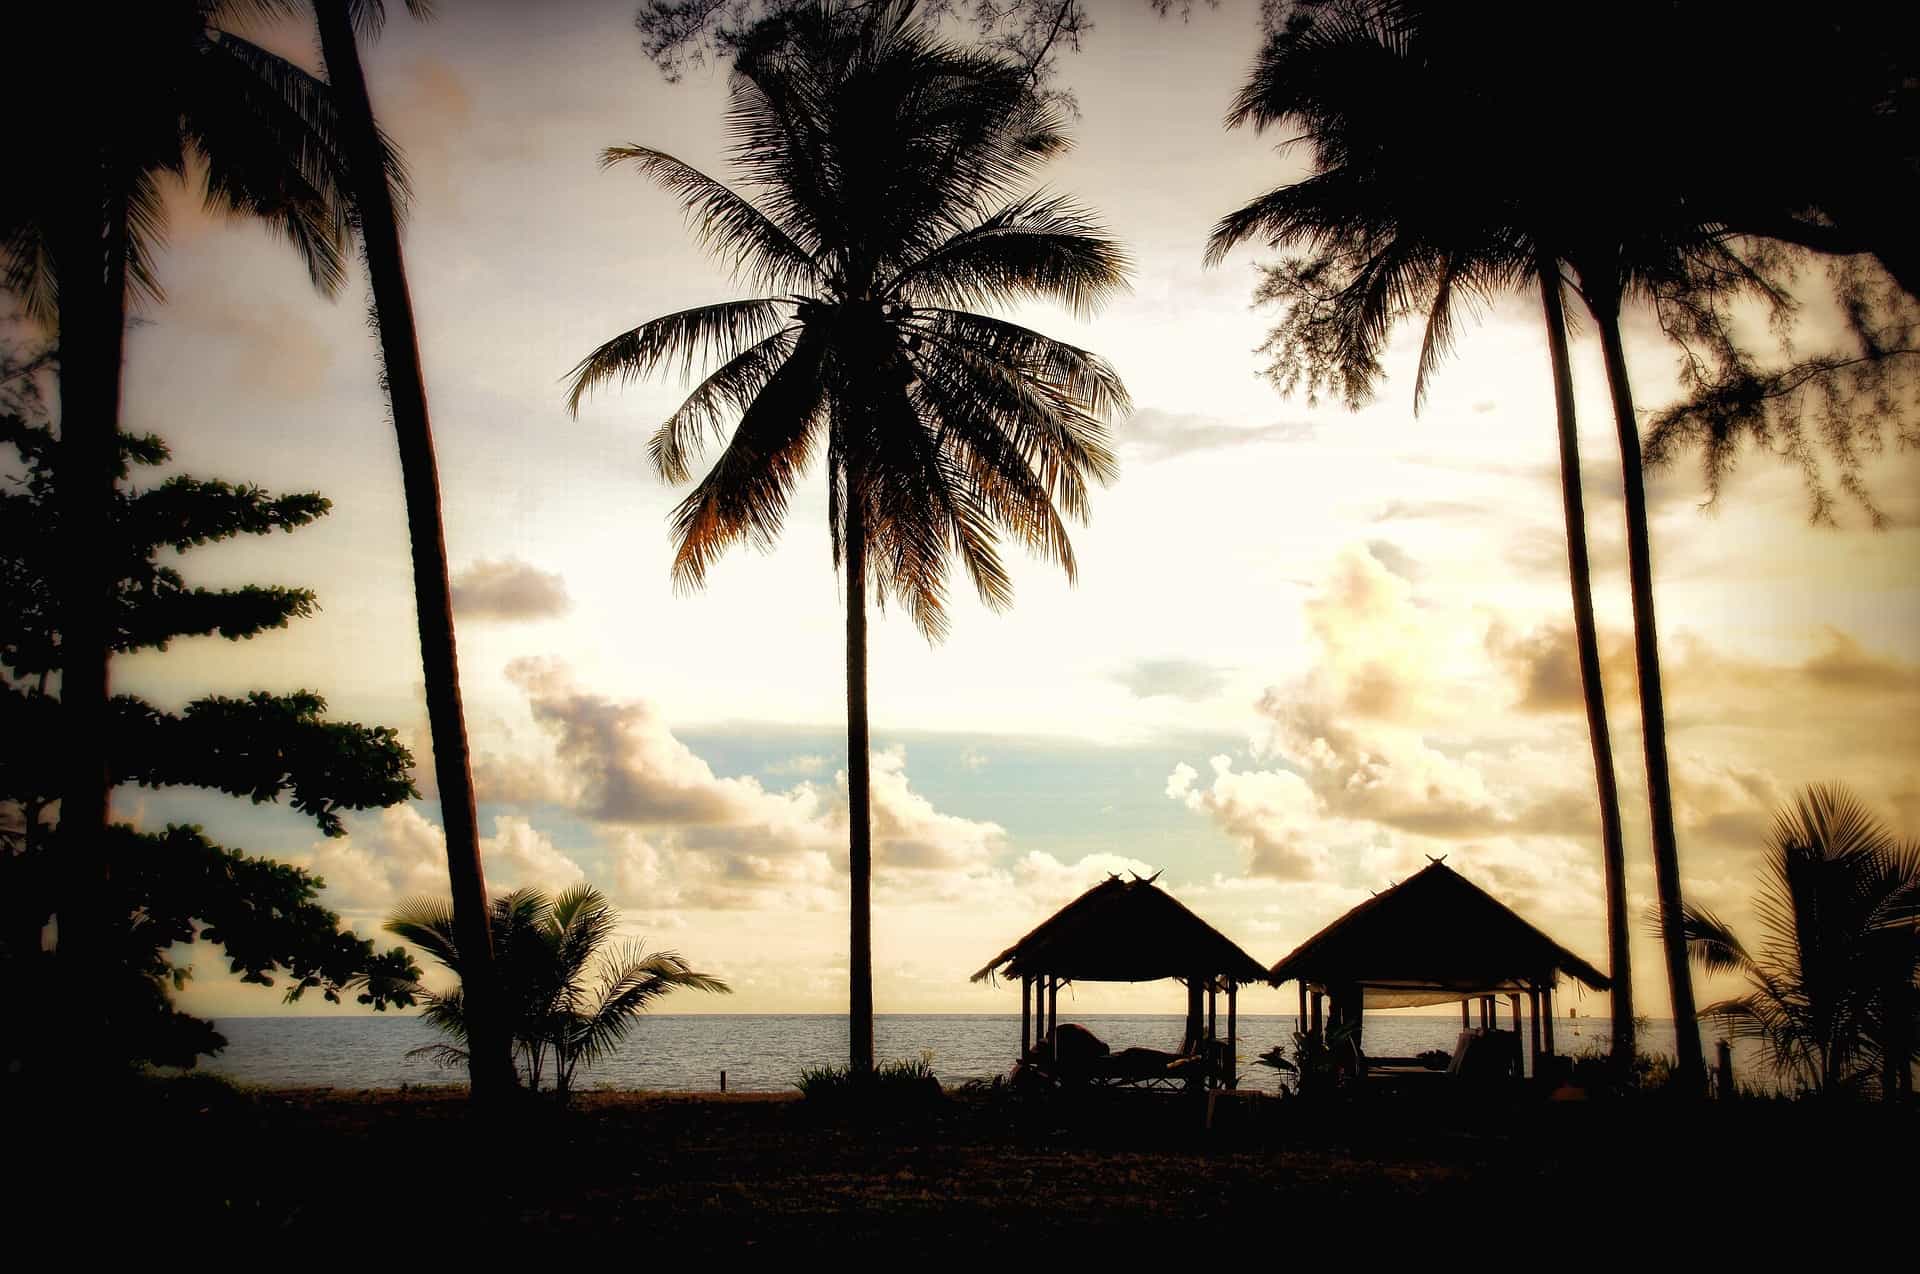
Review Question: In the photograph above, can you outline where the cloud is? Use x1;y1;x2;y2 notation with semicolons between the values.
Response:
1364;539;1421;582
1109;657;1233;702
765;754;829;777
1119;407;1315;462
450;558;571;622
1167;546;1603;878
1167;756;1327;879
496;659;1006;909
959;747;989;770
1485;618;1636;715
301;806;586;920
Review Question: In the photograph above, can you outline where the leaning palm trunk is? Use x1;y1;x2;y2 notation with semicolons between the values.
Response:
51;175;128;1074
1587;279;1702;1086
312;0;515;1101
1536;251;1634;1066
843;465;874;1076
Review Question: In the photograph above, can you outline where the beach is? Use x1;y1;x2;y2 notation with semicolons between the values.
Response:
22;1074;1905;1252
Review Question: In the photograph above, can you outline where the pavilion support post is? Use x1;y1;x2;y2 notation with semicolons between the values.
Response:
1207;982;1217;1042
1529;988;1542;1072
1297;982;1307;1035
1227;983;1238;1089
1334;982;1363;1060
1186;977;1203;1052
1021;977;1031;1057
1510;994;1523;1079
1310;991;1323;1042
1461;999;1470;1031
1048;976;1059;1061
1542;984;1556;1059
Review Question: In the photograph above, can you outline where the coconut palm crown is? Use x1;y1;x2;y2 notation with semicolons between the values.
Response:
566;0;1131;639
1683;785;1919;1099
377;884;731;1098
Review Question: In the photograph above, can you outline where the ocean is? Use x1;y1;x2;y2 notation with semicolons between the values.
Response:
184;1013;1744;1094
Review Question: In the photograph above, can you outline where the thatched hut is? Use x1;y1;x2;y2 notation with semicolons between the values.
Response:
971;872;1268;1089
1267;859;1610;1074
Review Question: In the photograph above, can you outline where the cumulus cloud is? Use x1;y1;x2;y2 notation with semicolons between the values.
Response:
1169;545;1596;882
496;659;1006;909
301;805;586;919
765;754;829;777
1109;657;1233;703
450;558;571;622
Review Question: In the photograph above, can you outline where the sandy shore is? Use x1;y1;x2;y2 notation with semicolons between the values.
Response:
10;1079;1910;1250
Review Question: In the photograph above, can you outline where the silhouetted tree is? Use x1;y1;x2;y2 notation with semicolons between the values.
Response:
1639;4;1918;522
636;0;1216;101
0;2;356;1074
304;0;518;1102
0;414;420;1071
568;0;1129;1074
1231;0;1918;1090
1205;1;1641;1065
1683;785;1919;1100
1646;250;1920;528
371;885;730;1101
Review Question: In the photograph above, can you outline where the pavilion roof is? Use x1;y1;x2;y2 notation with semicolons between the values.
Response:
1266;860;1610;998
970;873;1268;986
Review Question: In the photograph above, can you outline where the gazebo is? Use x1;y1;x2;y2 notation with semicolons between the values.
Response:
971;872;1268;1089
1267;859;1611;1076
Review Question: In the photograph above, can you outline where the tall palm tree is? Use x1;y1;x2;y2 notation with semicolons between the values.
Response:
2;2;357;1070
1683;785;1920;1099
1204;1;1638;1065
378;885;731;1100
566;0;1129;1074
303;0;517;1102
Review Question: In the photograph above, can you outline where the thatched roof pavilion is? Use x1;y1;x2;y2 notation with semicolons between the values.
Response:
1268;859;1610;1072
973;873;1267;1089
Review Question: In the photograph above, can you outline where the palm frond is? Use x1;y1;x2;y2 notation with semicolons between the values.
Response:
566;298;790;416
602;146;823;292
404;1041;470;1070
569;942;731;1070
1682;903;1757;978
649;327;800;483
665;325;830;592
885;192;1130;318
382;894;460;971
186;31;364;297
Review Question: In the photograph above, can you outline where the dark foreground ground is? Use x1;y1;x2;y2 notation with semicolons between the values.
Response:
8;1077;1915;1252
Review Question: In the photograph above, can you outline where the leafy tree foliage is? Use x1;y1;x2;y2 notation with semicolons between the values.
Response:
1683;786;1919;1100
635;0;1213;105
370;885;730;1101
0;405;421;1071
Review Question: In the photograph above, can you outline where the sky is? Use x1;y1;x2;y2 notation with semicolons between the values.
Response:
103;0;1919;1026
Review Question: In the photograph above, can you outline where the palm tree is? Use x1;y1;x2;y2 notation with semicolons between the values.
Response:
378;885;731;1099
565;1;1129;1074
2;2;358;1070
1683;785;1920;1099
303;0;517;1102
1204;1;1638;1065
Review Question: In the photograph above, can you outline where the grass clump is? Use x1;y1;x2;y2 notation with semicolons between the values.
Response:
796;1051;942;1105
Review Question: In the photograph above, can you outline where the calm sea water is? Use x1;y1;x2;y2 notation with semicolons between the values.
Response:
186;1013;1739;1094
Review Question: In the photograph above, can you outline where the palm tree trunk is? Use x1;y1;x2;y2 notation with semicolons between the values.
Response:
1591;291;1704;1089
844;476;875;1077
52;173;127;1076
313;0;515;1102
1536;254;1634;1068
